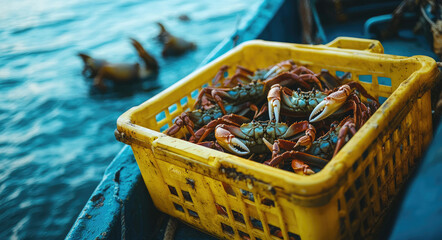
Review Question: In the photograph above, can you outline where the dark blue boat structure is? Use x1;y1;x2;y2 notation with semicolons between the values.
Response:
66;0;442;239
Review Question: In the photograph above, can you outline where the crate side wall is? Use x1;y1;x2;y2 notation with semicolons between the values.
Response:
335;90;433;239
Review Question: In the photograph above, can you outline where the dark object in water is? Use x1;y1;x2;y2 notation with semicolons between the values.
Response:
178;14;191;21
78;38;159;91
156;22;196;57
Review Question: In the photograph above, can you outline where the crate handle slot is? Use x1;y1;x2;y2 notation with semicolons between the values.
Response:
325;37;384;54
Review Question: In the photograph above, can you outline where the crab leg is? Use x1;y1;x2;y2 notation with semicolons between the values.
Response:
264;143;327;173
342;94;363;129
166;113;196;137
333;118;357;157
226;65;254;86
347;81;379;104
292;124;316;150
263;60;295;79
272;151;328;169
263;122;314;162
210;89;234;115
298;74;323;91
212;65;229;86
317;69;353;90
279;121;311;140
265;72;312;90
263;139;297;166
292;66;316;75
190;114;249;143
194;87;222;109
250;103;267;120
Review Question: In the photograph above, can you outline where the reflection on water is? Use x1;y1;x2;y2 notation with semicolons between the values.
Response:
0;0;257;238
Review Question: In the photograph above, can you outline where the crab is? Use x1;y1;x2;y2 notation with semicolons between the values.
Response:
267;84;330;123
266;70;350;123
195;61;323;115
264;116;359;175
166;102;258;138
213;120;314;156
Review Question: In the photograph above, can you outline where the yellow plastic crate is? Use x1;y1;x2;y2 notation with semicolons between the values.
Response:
115;37;438;240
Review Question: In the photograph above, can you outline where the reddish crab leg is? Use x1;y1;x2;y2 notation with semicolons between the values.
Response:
292;124;316;150
263;139;297;166
279;121;311;140
190;114;249;143
271;151;328;169
226;65;254;86
262;121;315;162
298;74;323;91
292;66;316;75
317;69;350;89
347;81;379;104
333;118;357;157
194;87;220;110
249;103;267;120
212;65;229;86
166;113;196;137
266;72;312;90
263;60;295;79
291;66;323;91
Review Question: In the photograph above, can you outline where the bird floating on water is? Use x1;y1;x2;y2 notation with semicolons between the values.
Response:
78;38;159;91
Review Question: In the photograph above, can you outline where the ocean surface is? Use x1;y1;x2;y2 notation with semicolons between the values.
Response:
0;0;258;238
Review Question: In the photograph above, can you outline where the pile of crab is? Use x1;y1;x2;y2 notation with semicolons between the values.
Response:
166;60;380;175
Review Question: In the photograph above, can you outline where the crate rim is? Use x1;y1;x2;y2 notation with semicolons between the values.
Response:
116;38;438;201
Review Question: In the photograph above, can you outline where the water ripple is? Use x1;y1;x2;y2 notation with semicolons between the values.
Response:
11;16;77;35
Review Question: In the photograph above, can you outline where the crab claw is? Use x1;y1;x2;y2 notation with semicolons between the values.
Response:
268;99;280;123
268;84;282;123
309;97;343;122
292;160;315;175
215;125;250;155
309;85;350;122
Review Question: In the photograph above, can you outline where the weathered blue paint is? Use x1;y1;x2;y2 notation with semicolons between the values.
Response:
66;146;161;240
